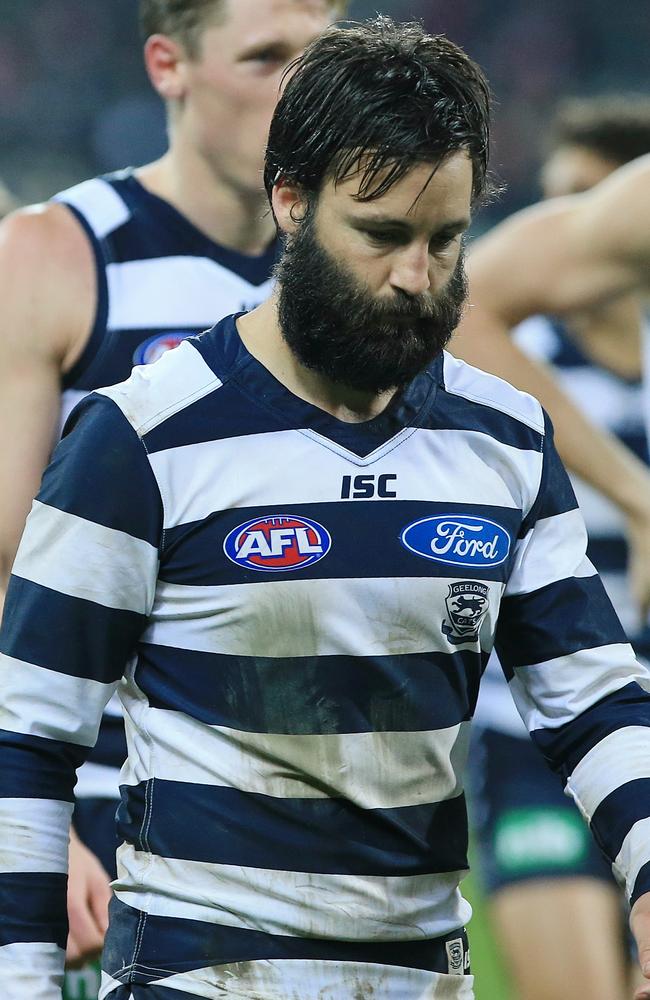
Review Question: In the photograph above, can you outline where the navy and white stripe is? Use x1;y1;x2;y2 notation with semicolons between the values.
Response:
1;314;648;996
52;171;276;807
476;314;649;736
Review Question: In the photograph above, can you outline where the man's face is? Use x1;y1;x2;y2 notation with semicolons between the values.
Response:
180;0;337;194
540;144;620;198
275;154;473;393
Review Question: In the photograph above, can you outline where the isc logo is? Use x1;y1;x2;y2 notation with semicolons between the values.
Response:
340;474;397;499
223;515;331;572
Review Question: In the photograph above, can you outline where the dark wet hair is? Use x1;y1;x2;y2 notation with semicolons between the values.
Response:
264;16;493;206
548;95;650;166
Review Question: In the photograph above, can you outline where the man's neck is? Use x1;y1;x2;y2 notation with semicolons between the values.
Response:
236;297;397;424
136;149;275;256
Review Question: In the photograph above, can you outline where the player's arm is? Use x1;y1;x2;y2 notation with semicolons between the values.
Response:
453;155;650;612
463;153;650;329
65;826;112;968
0;203;94;614
494;415;650;987
0;393;162;995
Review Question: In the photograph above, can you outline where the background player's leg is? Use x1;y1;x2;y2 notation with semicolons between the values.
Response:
491;878;626;1000
468;726;630;999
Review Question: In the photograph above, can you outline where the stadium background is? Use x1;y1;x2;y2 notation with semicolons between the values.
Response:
2;0;649;224
2;2;649;997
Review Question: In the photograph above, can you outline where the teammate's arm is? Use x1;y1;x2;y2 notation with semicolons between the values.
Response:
66;827;112;968
0;204;116;970
632;896;650;999
0;394;162;993
453;155;650;613
0;203;94;612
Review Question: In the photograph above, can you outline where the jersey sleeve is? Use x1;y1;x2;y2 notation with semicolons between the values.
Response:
0;393;162;995
495;411;650;907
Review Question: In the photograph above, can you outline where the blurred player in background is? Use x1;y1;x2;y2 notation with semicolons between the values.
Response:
453;158;650;627
470;95;650;1000
0;1;344;997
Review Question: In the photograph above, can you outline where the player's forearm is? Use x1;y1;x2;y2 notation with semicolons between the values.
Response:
495;431;650;909
0;715;76;993
452;305;650;518
540;680;650;908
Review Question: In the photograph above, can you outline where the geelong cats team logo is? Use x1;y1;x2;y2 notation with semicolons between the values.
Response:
224;515;331;572
400;515;511;567
442;581;490;645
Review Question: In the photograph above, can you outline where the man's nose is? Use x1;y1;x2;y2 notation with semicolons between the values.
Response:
389;244;431;297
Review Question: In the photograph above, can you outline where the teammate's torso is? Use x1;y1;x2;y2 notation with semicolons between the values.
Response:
55;168;277;429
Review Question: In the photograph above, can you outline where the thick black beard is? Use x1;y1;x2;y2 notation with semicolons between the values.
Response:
275;213;468;394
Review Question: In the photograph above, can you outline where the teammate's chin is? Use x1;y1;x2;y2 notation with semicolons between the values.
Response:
276;216;468;394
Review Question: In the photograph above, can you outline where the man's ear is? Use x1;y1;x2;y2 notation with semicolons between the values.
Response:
143;34;190;102
271;178;310;236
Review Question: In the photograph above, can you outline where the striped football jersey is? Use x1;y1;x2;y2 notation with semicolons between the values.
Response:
1;314;650;998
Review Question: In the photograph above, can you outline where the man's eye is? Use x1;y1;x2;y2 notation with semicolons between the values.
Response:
430;235;457;253
244;48;286;65
363;230;399;245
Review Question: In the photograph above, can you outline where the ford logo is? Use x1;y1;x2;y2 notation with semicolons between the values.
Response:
400;515;511;567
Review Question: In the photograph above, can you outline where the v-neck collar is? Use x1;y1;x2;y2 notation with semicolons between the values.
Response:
202;314;441;459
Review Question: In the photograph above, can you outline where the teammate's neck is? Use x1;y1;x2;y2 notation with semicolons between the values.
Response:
136;149;275;256
236;297;397;424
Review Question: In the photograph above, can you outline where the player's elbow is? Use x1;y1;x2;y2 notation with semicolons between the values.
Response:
0;546;16;603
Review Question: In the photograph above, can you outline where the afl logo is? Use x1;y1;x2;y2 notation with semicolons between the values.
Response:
224;515;331;572
133;332;192;366
401;515;510;568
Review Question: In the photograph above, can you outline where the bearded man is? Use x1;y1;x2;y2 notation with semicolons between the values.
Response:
3;16;650;1000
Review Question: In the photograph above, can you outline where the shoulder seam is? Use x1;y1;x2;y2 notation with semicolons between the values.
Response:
443;352;546;435
443;381;546;436
97;343;224;437
136;371;223;436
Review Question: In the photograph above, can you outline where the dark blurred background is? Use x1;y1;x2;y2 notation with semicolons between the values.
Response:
1;0;648;225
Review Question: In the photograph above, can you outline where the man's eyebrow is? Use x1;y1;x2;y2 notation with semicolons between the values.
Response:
347;214;471;233
237;37;294;60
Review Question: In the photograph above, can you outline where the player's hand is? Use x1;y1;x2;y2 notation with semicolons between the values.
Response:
626;504;650;623
631;891;650;998
65;826;112;968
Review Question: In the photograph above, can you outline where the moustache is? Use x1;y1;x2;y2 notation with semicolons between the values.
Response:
349;293;441;325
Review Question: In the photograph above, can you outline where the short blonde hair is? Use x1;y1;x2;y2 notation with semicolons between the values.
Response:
140;0;348;57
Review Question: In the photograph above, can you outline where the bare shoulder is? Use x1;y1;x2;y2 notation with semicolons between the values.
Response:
0;201;95;365
466;199;586;321
468;157;650;321
576;154;650;277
